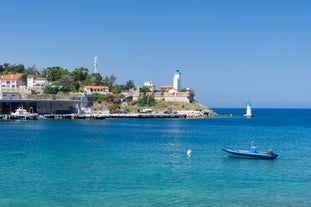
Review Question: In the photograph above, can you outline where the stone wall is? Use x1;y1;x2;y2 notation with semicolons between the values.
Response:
0;92;21;100
133;91;193;103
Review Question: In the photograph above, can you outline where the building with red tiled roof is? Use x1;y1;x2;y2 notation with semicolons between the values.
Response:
84;86;109;94
160;85;174;90
0;74;23;91
27;75;49;94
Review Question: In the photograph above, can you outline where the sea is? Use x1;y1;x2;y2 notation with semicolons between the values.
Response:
0;108;310;207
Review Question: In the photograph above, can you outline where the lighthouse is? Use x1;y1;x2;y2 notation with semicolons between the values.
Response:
244;99;254;118
173;69;181;90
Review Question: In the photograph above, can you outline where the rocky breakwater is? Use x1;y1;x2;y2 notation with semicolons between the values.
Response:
177;109;217;118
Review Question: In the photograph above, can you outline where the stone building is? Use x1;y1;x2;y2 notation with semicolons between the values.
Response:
133;69;194;103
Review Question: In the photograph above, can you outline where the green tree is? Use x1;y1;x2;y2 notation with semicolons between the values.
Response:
59;75;74;92
72;67;89;83
0;63;10;74
20;73;28;85
124;80;136;91
41;68;48;77
110;85;123;94
44;85;58;94
0;63;25;74
102;75;117;88
139;86;151;93
25;65;39;75
108;104;120;113
20;65;39;84
82;75;92;86
46;67;70;82
90;73;103;85
0;64;4;73
72;83;81;91
14;64;25;73
138;95;156;107
93;92;106;103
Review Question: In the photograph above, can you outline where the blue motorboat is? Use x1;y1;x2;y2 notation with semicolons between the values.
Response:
222;145;278;160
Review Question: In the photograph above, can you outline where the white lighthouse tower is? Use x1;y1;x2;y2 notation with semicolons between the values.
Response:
244;99;254;118
173;69;181;90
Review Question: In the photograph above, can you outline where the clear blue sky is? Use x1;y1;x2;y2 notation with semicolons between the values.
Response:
1;0;310;108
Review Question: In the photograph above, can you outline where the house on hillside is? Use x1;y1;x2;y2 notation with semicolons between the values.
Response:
84;86;109;94
27;75;49;94
0;74;23;91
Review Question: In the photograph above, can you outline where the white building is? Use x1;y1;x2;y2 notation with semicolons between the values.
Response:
27;75;49;94
144;81;155;92
0;74;23;91
84;86;109;94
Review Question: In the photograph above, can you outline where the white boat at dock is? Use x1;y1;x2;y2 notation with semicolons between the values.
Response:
10;106;39;120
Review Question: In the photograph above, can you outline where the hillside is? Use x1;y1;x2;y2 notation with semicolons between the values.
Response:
93;100;217;117
24;92;216;117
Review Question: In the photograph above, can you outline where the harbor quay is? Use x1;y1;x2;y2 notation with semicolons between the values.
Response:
42;113;187;119
0;99;85;115
0;99;191;120
0;112;187;120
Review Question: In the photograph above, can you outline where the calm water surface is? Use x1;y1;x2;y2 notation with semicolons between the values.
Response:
0;108;310;206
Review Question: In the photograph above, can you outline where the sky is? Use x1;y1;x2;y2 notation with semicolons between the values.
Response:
1;0;310;108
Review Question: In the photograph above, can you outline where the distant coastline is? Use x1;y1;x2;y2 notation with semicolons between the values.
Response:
1;64;215;118
0;96;216;119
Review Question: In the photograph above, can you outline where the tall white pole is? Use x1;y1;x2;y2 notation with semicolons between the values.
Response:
94;56;98;73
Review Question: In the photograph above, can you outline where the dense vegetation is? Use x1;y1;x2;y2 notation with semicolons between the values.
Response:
0;63;136;95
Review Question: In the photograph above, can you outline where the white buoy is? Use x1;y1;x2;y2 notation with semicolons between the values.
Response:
187;150;192;156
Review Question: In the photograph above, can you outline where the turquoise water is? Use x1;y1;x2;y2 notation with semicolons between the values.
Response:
0;109;311;206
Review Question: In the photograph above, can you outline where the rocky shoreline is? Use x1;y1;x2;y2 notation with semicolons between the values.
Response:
177;109;217;118
92;100;217;118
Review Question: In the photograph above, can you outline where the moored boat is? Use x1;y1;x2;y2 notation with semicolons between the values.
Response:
10;106;39;120
222;144;278;159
